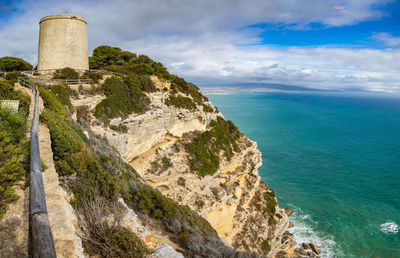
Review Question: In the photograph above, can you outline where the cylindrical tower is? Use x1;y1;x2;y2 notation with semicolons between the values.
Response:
37;14;88;71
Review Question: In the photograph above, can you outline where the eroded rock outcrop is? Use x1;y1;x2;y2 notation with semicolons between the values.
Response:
70;75;296;257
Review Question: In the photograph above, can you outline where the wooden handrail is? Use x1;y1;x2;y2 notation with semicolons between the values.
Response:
18;77;57;258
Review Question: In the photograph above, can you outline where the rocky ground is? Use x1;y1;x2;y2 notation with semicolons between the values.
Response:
70;75;298;257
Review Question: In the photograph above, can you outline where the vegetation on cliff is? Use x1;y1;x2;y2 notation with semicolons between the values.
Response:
0;81;30;220
94;76;150;122
186;116;241;176
89;46;214;113
41;82;254;257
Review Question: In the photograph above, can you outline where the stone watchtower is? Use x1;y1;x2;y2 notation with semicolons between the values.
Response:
37;14;89;71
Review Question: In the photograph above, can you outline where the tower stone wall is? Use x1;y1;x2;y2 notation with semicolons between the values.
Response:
37;14;88;71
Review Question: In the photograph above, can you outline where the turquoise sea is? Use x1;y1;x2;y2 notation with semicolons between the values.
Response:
206;92;400;257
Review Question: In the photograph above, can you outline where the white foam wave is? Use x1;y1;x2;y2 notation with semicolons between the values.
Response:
380;222;398;234
286;204;338;257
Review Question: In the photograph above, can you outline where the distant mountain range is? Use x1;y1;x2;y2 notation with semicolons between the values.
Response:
199;82;344;94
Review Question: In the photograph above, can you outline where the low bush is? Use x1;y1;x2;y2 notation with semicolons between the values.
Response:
94;77;150;123
260;239;271;254
165;94;197;110
186;116;241;176
202;104;214;113
161;157;172;170
124;74;157;93
76;105;90;122
177;177;185;187
78;198;149;258
0;82;29;220
53;67;79;80
264;190;277;216
5;72;26;86
81;70;103;84
48;85;73;110
110;124;128;133
0;81;30;112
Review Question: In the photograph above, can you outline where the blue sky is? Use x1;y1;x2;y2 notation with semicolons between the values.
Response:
0;0;399;92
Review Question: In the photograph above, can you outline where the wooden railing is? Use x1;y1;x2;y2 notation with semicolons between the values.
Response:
18;77;57;258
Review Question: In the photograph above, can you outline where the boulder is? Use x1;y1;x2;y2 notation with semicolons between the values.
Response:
288;221;293;228
309;243;320;255
284;207;293;216
149;245;184;258
307;251;315;257
302;243;311;249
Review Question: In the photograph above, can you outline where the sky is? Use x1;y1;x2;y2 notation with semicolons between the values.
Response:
0;0;399;92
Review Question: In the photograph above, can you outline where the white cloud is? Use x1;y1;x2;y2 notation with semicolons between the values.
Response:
0;0;399;92
372;32;400;47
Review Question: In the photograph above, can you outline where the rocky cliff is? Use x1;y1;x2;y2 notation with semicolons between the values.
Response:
70;74;296;257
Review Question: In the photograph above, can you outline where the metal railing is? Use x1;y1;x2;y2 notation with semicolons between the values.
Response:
18;69;105;76
29;77;93;85
18;77;57;258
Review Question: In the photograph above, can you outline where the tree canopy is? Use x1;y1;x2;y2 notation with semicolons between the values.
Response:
0;56;33;72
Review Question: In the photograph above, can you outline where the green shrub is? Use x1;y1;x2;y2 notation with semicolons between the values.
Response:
110;124;128;133
264;190;277;216
76;105;90;122
195;200;204;209
0;83;29;219
169;76;207;104
81;70;103;83
53;67;79;80
124;74;157;93
38;87;68;116
261;239;271;254
162;157;172;170
186;117;241;176
202;104;214;113
177;177;185;187
129;183;218;238
0;81;30;112
94;77;150;122
48;85;73;110
5;72;26;85
0;56;32;72
165;94;197;110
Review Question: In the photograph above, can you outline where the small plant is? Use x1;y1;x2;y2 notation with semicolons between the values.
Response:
264;190;277;216
186;116;241;177
76;105;90;122
81;70;103;83
53;67;79;80
195;200;205;209
177;177;185;187
162;157;172;170
41;159;48;172
110;124;128;133
165;94;197;110
261;239;271;254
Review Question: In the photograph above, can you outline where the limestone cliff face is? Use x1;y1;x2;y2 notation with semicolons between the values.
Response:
71;76;296;257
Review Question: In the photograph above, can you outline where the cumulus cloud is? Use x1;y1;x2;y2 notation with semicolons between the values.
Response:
372;32;400;47
0;0;399;92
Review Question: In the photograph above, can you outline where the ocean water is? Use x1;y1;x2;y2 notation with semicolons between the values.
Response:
206;92;400;257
